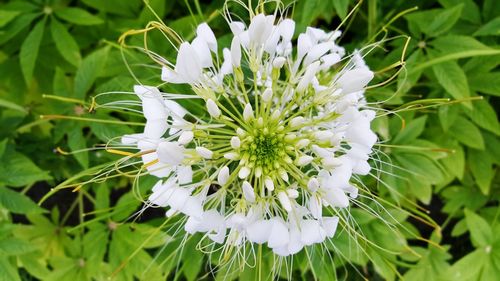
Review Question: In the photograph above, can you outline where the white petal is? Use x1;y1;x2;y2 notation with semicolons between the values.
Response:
300;219;326;245
144;119;168;139
320;53;341;70
296;33;313;63
121;133;143;145
288;227;303;255
167;187;190;210
303;42;334;67
196;147;213;159
246;220;272;244
149;187;174;207
261;88;273;102
191;37;213;68
307;178;320;192
323;188;349;208
278;19;295;43
157;141;185;165
243;103;254;122
220;48;233;75
230;136;241;149
248;14;274;46
229;21;245;36
336;67;374;94
286;189;299;199
309;196;322;219
322;216;339;238
296;155;314;166
242;181;256;202
161;67;184;83
272;57;286;68
175;42;202;84
230;36;241;67
238;166;250;179
224;152;240;160
177;165;193;184
297;61;320;93
218;166;230;185
181;196;203;218
268;218;289;248
264;177;274;191
164;100;187;118
206;99;221;118
314;130;334;141
196;23;217;52
290;116;305;128
178;131;194;145
134;85;168;120
277;191;292;212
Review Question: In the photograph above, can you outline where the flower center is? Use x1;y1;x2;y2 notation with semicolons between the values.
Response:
242;129;285;172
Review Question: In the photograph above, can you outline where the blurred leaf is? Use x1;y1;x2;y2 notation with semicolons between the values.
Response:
393;116;427;144
19;18;45;84
464;209;493;247
0;98;28;114
0;10;20;27
432;61;471;108
468;149;495;195
474;17;500;36
448;116;484;149
431;35;490;54
438;0;480;24
438;104;459;131
0;238;36;256
468;72;500;96
74;47;110;99
67;127;88;169
426;5;463;37
332;0;349;19
54;8;104;26
0;150;51;187
0;257;21;281
50;18;81;66
0;13;39;45
0;187;45;214
466;99;500;135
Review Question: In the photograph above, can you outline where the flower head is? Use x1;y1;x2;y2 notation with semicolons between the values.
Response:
119;10;377;257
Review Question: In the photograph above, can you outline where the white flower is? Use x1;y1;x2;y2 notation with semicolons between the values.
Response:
111;9;378;258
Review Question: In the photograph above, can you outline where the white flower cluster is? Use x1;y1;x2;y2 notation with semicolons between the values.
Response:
121;13;376;256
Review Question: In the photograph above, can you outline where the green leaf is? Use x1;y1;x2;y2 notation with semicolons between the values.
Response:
0;150;51;187
432;61;471;108
0;13;38;45
0;187;45;214
464;209;493;247
67;127;88;169
0;98;28;114
73;47;109;99
332;0;349;19
438;0;480;24
19;18;45;85
0;10;20;27
474;17;500;36
431;35;490;54
393;116;427;144
410;49;500;73
50;18;81;66
448;116;484;149
466;99;500;135
468;72;500;96
438;104;460;131
468;149;495;195
0;238;36;256
441;143;465;179
54;7;103;25
0;139;7;158
0;257;21;281
426;4;463;36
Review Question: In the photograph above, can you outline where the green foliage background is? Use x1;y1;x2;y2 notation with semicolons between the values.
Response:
0;0;499;280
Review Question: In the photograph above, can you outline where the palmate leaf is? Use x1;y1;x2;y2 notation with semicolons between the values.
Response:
0;10;20;27
0;13;39;45
50;18;81;66
474;17;500;36
448;116;484;150
468;149;495;195
19;18;45;85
